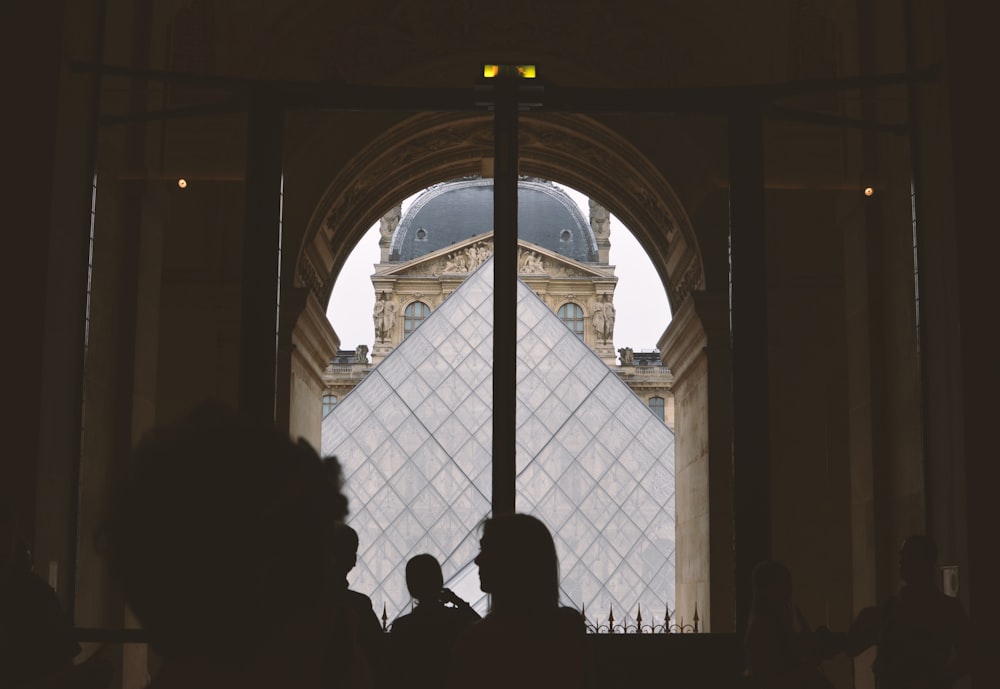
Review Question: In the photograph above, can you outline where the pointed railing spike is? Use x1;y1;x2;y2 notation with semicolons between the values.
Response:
381;602;389;632
693;602;700;633
636;604;643;633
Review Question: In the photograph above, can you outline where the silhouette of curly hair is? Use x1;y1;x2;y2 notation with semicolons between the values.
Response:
102;403;348;660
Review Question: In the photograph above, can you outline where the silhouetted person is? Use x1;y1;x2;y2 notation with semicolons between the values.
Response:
847;535;970;689
743;561;840;689
101;403;350;689
449;513;588;689
388;553;480;688
330;524;384;688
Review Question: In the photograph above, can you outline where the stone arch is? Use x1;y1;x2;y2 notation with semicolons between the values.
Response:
295;111;703;313
289;112;721;629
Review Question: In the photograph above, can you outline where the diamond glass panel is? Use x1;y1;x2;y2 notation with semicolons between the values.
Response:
323;258;674;621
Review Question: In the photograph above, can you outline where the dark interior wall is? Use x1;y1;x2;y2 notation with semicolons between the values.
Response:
156;173;245;426
763;188;853;684
2;0;66;562
943;3;999;683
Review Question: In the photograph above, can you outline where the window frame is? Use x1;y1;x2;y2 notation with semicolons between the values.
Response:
557;302;585;339
404;301;432;337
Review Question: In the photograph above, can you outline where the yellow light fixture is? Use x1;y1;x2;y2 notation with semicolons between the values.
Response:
481;63;537;79
864;186;874;197
177;178;188;189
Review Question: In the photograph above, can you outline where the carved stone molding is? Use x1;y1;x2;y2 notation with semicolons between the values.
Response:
298;112;704;311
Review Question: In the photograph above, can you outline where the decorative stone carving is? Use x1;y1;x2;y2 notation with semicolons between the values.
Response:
589;198;611;239
517;248;545;274
355;344;369;365
618;346;634;366
592;294;616;342
373;292;398;341
673;259;703;307
441;241;493;273
297;255;325;300
379;204;401;243
306;113;702;308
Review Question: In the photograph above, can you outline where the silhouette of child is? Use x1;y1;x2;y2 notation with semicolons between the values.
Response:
449;513;587;689
101;403;350;689
847;535;970;689
388;553;480;688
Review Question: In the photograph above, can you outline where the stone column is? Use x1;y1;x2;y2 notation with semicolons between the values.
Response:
660;289;734;632
728;107;770;634
282;289;339;449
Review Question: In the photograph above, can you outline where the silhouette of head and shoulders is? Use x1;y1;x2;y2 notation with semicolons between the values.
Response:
328;522;385;688
392;553;479;633
848;535;970;689
388;553;480;688
449;513;586;689
102;403;350;689
330;523;385;637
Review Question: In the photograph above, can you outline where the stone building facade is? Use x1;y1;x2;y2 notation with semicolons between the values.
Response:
322;177;674;428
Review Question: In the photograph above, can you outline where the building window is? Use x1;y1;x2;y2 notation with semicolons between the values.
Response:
404;301;431;337
557;303;584;339
322;394;338;419
649;396;665;422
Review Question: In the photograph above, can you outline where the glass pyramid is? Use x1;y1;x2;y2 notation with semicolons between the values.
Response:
322;258;675;624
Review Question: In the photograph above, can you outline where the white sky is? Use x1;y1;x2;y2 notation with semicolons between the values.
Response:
325;183;672;354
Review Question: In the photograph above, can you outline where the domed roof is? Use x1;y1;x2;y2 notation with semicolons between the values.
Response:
389;178;597;263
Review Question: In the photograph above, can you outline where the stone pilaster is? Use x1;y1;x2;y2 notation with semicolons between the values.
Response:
288;291;340;449
659;289;733;632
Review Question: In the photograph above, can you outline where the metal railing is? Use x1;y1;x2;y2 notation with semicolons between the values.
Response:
378;602;700;634
583;603;699;634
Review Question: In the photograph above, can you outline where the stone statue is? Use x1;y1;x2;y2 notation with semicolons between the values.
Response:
442;250;467;273
592;294;616;342
618;347;634;366
373;295;384;337
589;199;611;239
591;301;606;340
443;243;493;274
518;249;544;274
602;297;616;341
355;344;369;365
379;204;402;242
373;293;397;341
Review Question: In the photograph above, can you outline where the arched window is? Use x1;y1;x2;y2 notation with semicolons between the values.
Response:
404;301;431;337
557;302;585;339
649;396;665;422
322;394;338;419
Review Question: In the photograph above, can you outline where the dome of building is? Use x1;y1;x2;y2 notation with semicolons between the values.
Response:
389;177;598;263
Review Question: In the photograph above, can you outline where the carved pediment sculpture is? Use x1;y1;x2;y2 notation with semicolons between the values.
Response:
387;237;605;280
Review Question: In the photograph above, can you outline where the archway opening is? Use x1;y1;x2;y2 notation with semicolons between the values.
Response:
290;112;714;629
